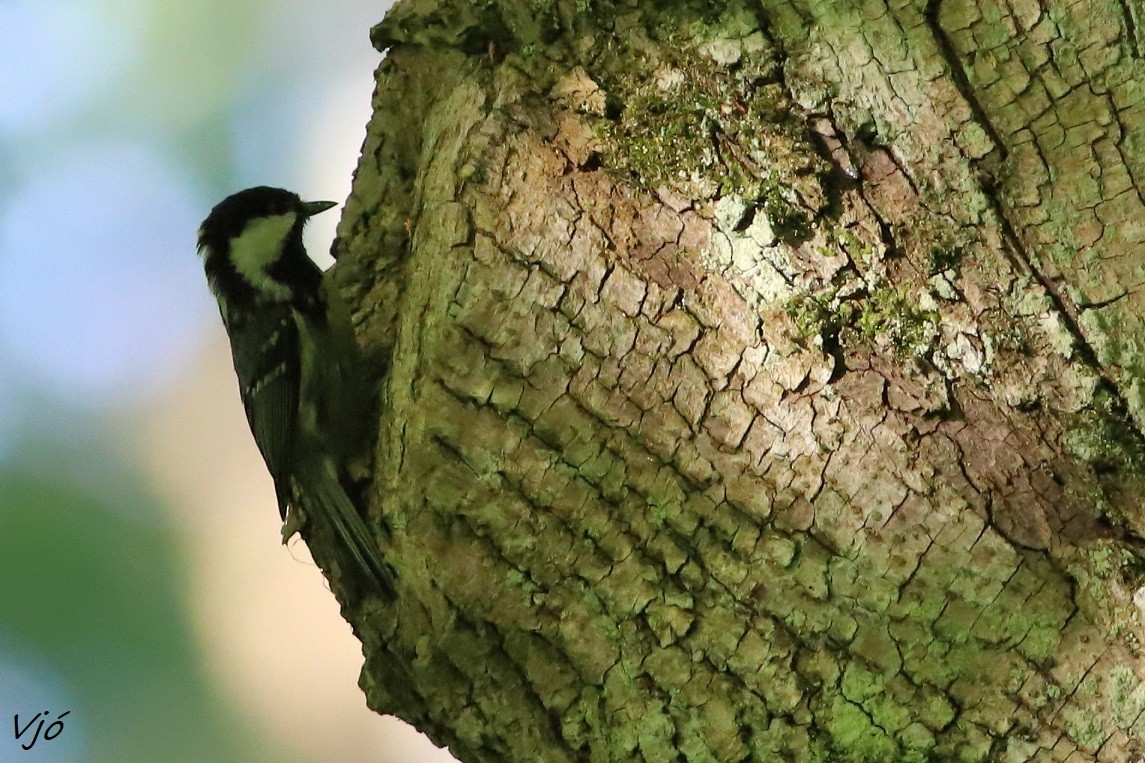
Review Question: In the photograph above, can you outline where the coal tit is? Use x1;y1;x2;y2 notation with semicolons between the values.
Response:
198;186;395;598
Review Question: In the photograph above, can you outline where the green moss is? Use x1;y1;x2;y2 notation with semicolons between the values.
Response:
1079;306;1145;428
1063;708;1104;751
928;243;963;275
781;221;942;357
822;696;898;761
1065;542;1130;622
1067;389;1145;472
856;286;938;355
841;664;884;704
786;292;860;345
1109;665;1145;728
1063;386;1145;529
897;722;936;761
686;1;759;39
594;61;808;215
581;6;825;240
1016;625;1061;666
597;81;720;189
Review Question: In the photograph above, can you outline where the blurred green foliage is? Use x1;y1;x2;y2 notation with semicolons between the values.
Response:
0;464;299;762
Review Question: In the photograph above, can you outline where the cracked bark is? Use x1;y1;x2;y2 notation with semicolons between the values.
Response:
306;1;1145;760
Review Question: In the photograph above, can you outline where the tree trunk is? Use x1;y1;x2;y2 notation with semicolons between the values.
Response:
317;0;1145;759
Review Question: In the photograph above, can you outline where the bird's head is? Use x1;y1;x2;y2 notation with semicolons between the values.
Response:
198;186;336;302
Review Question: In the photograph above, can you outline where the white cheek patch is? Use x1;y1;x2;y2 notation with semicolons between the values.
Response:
229;212;297;299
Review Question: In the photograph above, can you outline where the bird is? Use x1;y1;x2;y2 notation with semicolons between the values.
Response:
197;186;395;598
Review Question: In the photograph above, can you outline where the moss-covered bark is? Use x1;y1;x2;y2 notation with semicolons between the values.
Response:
312;0;1145;759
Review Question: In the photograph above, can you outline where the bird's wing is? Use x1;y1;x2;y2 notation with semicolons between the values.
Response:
293;450;397;598
222;302;300;520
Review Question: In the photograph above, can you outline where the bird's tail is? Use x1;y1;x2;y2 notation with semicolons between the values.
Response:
295;457;397;599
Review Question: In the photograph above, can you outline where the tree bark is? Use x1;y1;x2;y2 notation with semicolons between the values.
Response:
316;0;1145;759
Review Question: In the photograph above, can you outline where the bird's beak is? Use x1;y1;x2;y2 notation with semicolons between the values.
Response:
301;199;337;217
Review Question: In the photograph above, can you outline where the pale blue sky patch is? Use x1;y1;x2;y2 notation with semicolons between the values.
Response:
0;142;212;404
0;0;143;133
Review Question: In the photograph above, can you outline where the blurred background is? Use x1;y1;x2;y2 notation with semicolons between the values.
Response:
0;1;456;760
